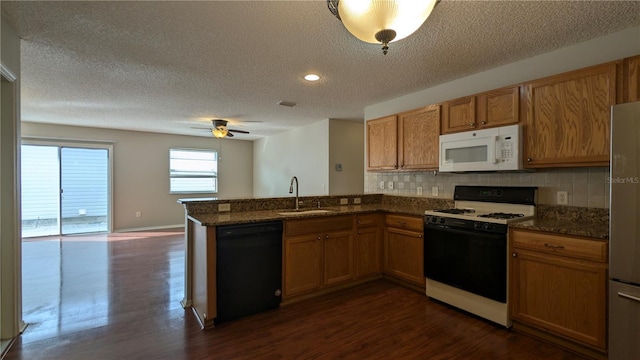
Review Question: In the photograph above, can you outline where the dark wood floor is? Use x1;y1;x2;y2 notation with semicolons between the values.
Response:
6;230;586;360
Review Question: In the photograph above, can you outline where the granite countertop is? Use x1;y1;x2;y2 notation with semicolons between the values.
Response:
188;204;427;226
509;218;609;240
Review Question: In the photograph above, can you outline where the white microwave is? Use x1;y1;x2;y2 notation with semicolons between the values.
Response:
439;124;523;172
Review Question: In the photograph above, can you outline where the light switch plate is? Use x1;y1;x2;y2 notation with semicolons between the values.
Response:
417;187;423;196
432;187;439;197
340;198;348;205
379;181;385;190
388;181;394;190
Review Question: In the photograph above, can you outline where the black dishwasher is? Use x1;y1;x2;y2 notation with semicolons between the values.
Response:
215;221;283;324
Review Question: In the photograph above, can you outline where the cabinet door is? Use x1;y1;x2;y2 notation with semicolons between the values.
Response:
354;225;382;278
366;115;398;170
511;249;607;350
284;235;322;297
623;55;640;103
384;227;424;287
523;62;618;168
398;105;440;170
324;230;353;286
477;86;520;129
442;96;476;134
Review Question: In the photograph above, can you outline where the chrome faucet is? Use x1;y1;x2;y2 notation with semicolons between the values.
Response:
289;176;299;210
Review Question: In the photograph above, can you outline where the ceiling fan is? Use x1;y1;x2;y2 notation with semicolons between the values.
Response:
193;119;250;138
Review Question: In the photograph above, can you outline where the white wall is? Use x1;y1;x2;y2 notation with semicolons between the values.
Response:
329;120;364;195
362;26;640;208
1;13;25;341
21;123;254;230
254;120;329;197
365;26;640;120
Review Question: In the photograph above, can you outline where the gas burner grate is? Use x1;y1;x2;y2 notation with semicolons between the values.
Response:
434;208;475;215
477;212;525;220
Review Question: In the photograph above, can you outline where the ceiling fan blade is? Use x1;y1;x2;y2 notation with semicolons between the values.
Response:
190;126;213;130
225;132;234;138
228;129;250;134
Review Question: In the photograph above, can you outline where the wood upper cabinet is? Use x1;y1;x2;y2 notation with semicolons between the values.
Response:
283;216;354;298
398;105;440;170
354;213;383;279
367;105;440;171
522;62;619;168
442;86;520;134
383;215;424;288
367;115;398;170
623;55;640;103
510;229;608;352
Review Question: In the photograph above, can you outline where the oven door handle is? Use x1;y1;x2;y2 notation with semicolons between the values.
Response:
424;224;506;239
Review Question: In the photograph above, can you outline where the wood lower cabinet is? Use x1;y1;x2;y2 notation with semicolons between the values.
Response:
510;229;608;355
383;214;424;288
354;213;383;279
283;216;354;298
522;62;619;168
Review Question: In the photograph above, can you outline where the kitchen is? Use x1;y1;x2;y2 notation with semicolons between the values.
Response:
2;1;640;359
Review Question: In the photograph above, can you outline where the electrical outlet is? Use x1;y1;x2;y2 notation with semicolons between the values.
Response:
218;203;231;212
353;197;361;204
340;198;348;205
432;187;439;197
136;211;141;218
388;181;394;190
379;181;385;190
417;186;423;196
557;191;568;205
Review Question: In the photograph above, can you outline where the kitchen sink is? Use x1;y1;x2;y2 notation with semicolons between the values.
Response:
278;209;333;216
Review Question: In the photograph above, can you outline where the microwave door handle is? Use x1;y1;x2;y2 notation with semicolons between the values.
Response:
492;136;500;164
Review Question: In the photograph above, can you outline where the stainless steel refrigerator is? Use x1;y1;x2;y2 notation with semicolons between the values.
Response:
609;101;640;360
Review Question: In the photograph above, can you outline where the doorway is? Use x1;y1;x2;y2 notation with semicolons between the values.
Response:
21;143;112;237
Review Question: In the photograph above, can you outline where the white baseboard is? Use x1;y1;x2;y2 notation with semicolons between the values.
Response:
115;224;184;233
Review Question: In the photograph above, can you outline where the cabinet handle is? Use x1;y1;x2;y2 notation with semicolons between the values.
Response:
481;121;486;125
618;291;640;303
357;220;361;224
527;158;532;162
317;236;321;240
418;234;422;238
357;230;361;235
325;235;329;239
469;123;475;127
394;165;398;169
544;243;565;249
512;253;517;257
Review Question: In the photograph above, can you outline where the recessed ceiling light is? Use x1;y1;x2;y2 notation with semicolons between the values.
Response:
304;74;320;82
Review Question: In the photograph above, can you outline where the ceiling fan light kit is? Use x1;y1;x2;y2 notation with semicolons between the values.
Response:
327;0;438;55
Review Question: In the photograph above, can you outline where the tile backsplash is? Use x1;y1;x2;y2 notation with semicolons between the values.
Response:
364;167;610;208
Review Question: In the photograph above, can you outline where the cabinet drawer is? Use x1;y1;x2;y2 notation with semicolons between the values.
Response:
385;214;423;232
285;215;353;237
511;229;607;262
355;213;382;228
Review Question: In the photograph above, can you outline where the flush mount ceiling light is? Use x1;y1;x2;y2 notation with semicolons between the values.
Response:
304;74;320;81
327;0;438;55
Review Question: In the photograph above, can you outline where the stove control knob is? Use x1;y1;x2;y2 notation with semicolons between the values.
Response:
483;223;494;231
430;216;437;223
474;222;482;230
439;217;445;224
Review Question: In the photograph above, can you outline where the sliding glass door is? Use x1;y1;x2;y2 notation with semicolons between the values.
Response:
21;144;110;237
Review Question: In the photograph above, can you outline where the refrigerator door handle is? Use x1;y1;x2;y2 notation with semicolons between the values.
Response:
618;291;640;303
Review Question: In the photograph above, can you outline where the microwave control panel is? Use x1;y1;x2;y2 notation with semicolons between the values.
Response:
500;136;515;161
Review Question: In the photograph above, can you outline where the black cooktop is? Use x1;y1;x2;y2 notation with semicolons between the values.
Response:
477;212;525;220
434;208;475;215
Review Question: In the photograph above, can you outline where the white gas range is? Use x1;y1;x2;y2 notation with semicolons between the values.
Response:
423;186;537;327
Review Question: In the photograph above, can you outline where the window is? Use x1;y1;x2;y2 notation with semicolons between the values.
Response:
169;148;218;194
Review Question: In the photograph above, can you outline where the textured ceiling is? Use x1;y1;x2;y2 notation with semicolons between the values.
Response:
2;1;640;140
